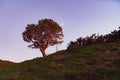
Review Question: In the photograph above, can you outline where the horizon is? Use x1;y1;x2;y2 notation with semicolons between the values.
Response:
0;0;120;62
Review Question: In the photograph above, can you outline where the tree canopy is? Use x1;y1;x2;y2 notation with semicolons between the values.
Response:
22;19;64;56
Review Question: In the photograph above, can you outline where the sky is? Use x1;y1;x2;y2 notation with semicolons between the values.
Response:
0;0;120;62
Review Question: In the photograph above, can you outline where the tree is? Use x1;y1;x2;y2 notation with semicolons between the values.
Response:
22;19;64;57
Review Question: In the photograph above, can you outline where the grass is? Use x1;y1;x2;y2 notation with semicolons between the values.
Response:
0;41;120;80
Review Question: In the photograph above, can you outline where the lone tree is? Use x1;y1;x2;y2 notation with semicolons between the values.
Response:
22;19;64;57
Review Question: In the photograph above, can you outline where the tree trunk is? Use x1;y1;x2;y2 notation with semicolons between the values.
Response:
40;48;47;57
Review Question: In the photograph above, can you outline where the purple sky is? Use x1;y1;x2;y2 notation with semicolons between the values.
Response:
0;0;120;62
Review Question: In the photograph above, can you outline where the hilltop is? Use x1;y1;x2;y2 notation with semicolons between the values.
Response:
0;60;14;68
0;41;120;80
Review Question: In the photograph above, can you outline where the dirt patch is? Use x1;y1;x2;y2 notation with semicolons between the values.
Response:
97;50;120;57
17;68;33;75
94;50;120;67
104;61;113;67
50;61;62;68
50;53;71;68
52;53;71;61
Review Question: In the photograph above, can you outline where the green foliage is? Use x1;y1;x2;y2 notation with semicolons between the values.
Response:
67;27;120;50
22;18;64;56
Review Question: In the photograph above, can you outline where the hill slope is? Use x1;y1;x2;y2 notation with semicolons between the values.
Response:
0;60;14;68
0;41;120;80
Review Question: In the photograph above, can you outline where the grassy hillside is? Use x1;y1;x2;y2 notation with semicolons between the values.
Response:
0;60;14;68
0;41;120;80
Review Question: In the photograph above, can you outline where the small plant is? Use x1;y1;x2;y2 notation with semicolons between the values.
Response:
112;58;120;65
110;47;119;51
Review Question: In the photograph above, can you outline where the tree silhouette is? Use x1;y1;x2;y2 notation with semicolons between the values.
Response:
22;19;64;57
